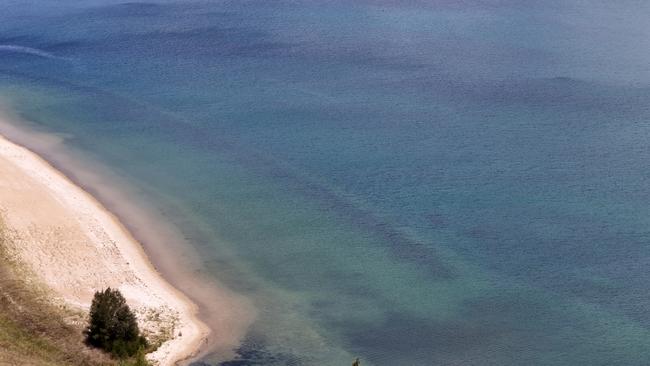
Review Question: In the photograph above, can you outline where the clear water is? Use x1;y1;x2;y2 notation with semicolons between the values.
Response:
2;1;650;365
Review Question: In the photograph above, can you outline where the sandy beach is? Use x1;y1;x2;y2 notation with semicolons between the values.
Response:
0;132;210;365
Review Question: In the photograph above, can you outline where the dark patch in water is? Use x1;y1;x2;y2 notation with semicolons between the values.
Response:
84;2;165;17
0;35;35;44
426;212;447;228
340;310;509;365
212;336;304;366
49;3;294;59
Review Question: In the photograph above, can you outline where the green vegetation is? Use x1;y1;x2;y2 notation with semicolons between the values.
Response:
85;288;148;359
112;347;148;366
0;221;113;366
0;220;149;366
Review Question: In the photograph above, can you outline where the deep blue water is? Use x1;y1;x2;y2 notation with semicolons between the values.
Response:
2;1;650;365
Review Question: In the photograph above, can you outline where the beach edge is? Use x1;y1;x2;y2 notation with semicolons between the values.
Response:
0;129;211;366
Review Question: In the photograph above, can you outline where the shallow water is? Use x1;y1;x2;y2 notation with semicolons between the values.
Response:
2;1;650;365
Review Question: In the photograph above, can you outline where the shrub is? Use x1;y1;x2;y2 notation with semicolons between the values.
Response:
118;347;149;366
85;288;148;359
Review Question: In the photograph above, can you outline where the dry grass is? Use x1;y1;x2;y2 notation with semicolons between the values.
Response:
0;220;116;366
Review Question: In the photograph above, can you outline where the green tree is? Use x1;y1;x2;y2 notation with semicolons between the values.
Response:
85;288;148;358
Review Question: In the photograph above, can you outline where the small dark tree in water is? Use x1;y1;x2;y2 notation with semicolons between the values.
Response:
85;288;148;358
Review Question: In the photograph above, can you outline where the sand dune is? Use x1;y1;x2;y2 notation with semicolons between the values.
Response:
0;132;209;365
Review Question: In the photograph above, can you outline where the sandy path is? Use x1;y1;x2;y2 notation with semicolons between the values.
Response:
0;133;210;365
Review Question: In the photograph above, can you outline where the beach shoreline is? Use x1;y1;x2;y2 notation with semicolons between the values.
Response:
0;127;211;365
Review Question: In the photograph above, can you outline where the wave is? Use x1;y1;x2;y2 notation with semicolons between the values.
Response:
0;45;69;61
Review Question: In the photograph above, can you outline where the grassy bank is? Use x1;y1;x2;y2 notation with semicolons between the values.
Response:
0;220;114;366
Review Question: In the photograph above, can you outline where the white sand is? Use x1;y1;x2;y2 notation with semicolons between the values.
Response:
0;132;210;365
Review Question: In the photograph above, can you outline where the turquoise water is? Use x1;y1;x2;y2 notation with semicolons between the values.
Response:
2;1;650;365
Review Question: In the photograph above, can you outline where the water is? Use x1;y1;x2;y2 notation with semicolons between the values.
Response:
2;1;650;364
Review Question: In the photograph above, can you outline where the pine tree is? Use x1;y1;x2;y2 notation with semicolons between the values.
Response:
85;288;148;358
